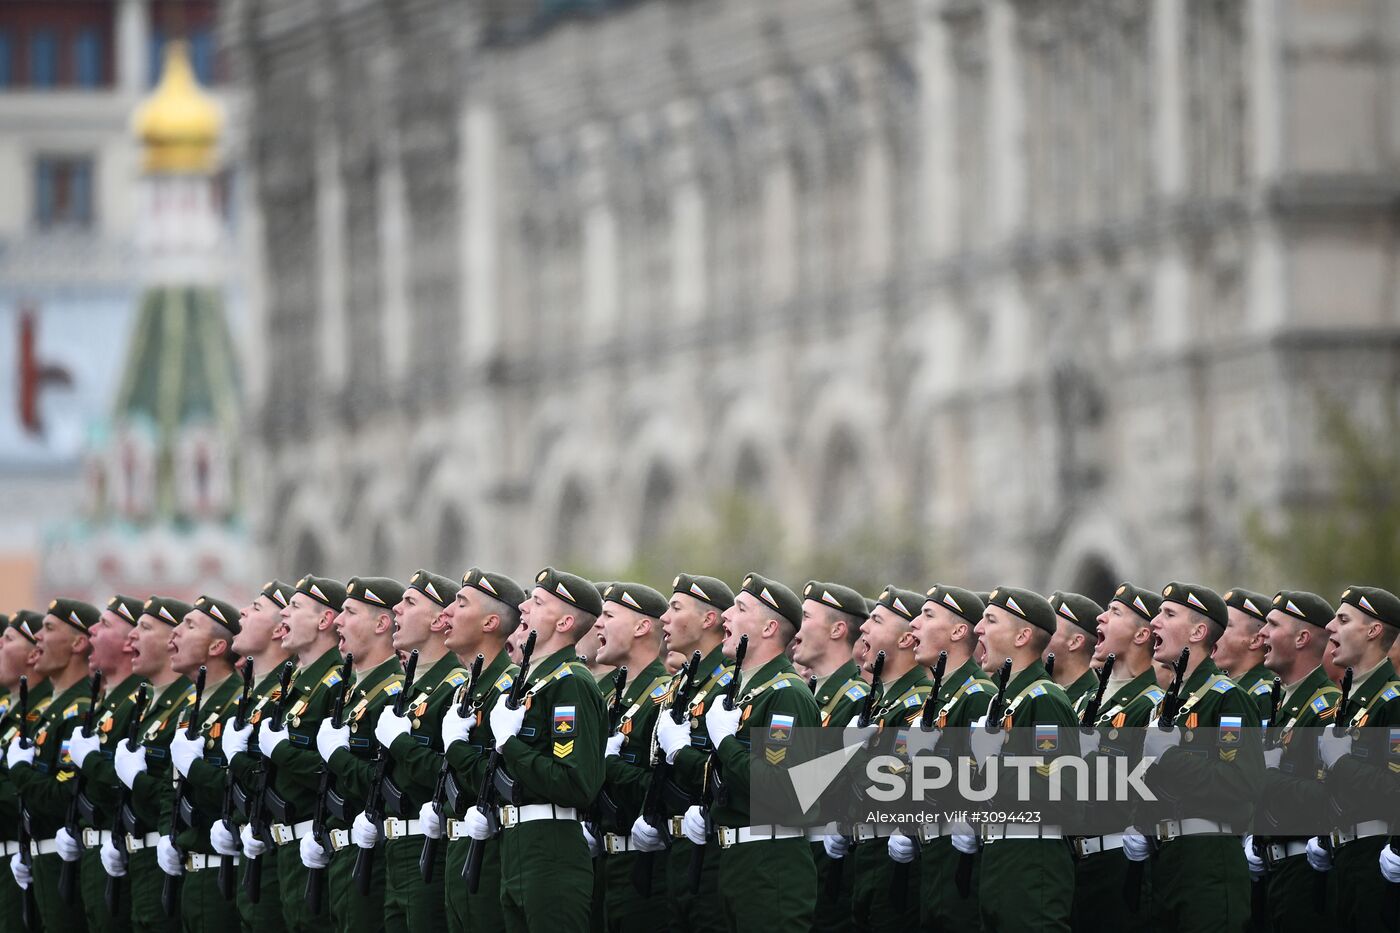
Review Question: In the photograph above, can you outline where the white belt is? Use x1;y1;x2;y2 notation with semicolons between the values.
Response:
382;818;424;840
81;829;112;848
715;826;804;848
1074;834;1125;857
804;823;841;842
0;841;20;856
270;821;313;846
1333;821;1389;846
446;820;471;841
185;853;237;871
669;816;686;839
982;824;1065;842
602;833;634;854
31;838;61;856
329;829;352;851
126;832;162;852
499;804;577;828
1158;818;1228;840
852;825;903;843
1266;840;1311;862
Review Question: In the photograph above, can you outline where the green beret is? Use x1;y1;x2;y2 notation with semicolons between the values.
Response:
602;582;669;619
533;567;603;617
987;586;1057;634
874;585;924;623
10;610;42;643
739;572;801;627
296;575;347;612
670;573;735;612
47;598;99;634
923;585;985;626
1339;585;1400;629
1223;588;1271;624
593;581;614;602
260;580;293;609
802;581;869;620
346;577;406;611
106;595;145;625
406;570;456;609
462;568;526;609
864;598;878;615
1269;590;1333;628
1161;582;1227;628
142;596;193;627
192;595;242;635
1050;591;1103;635
974;592;992;606
1110;582;1161;623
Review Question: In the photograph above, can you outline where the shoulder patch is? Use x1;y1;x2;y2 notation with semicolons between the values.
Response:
1252;681;1273;695
771;679;790;691
63;703;81;719
1211;680;1234;694
1029;685;1047;698
322;670;343;688
1145;688;1165;704
1382;686;1399;701
495;674;514;692
1310;696;1330;714
845;684;869;701
556;665;576;680
965;683;984;695
385;683;402;696
903;694;922;708
717;672;734;687
446;671;468;687
649;682;670;700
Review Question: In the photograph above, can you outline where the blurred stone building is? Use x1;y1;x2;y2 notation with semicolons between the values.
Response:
229;0;1400;601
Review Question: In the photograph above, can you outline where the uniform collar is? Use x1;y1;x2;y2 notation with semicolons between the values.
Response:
1181;656;1222;693
739;653;795;691
103;673;147;707
815;660;862;703
619;659;669;706
1004;659;1051;697
880;664;931;705
529;647;581;685
357;656;403;693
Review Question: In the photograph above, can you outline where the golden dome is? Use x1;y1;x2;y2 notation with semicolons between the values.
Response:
133;41;222;174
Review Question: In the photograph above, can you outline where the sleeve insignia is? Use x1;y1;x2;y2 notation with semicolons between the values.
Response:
1145;688;1165;704
447;672;467;687
1310;696;1330;714
553;739;574;758
845;684;869;701
1382;686;1399;701
768;714;794;744
771;680;791;691
1029;685;1047;698
495;674;514;692
650;683;670;700
1252;681;1273;695
717;672;734;687
63;703;81;719
764;747;787;765
965;683;984;694
553;706;576;735
1210;680;1234;694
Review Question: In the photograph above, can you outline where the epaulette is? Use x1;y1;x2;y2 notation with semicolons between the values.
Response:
649;680;671;700
844;683;869;701
62;703;82;719
494;673;514;693
1252;681;1273;695
965;683;984;694
1210;680;1234;694
1310;695;1331;714
1145;688;1165;704
444;669;469;688
1381;685;1399;702
321;669;343;689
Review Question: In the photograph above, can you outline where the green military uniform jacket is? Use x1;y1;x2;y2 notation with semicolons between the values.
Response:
1063;668;1101;709
1324;658;1400;827
668;646;734;799
172;673;245;853
711;654;820;828
497;646;606;810
73;673;148;830
814;661;868;728
0;680;54;834
325;656;405;810
442;651;516;814
985;661;1081;810
384;653;468;814
1257;665;1338;838
257;648;344;820
1235;664;1277;724
9;676;94;837
1076;668;1165;754
226;664;293;817
599;658;671;826
121;677;193;830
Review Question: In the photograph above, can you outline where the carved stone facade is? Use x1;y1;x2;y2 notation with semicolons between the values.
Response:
229;0;1400;601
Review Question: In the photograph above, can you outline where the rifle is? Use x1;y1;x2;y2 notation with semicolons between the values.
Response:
917;651;949;729
1045;652;1055;680
608;666;630;731
16;676;37;930
464;631;538;892
353;649;419;894
1079;653;1116;729
243;659;297;903
829;650;886;898
632;649;702;897
956;658;1012;899
58;671;102;902
689;633;747;894
891;650;944;909
1261;675;1284;751
806;674;818;694
163;665;207;917
105;684;149;911
306;654;353;914
420;653;484;882
217;658;255;901
1123;648;1190;912
1332;666;1355;736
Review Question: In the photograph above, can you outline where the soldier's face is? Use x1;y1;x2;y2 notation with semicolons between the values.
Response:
594;604;647;667
660;594;711;655
1150;603;1200;664
129;615;171;677
34;615;76;675
234;595;283;657
0;629;32;686
720;593;765;659
518;587;570;643
1094;602;1140;664
792;601;835;668
170;611;220;676
335;599;381;659
392;590;441;652
90;610;133;675
281;595;329;654
1260;610;1305;673
1212;607;1263;673
911;601;960;667
441;588;470;654
1326;605;1374;669
972;606;1018;673
857;607;909;673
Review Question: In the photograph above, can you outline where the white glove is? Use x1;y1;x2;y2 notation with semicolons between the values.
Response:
681;804;707;845
1379;843;1400;883
55;827;82;862
904;724;942;758
629;816;667;853
823;835;852;859
582;822;602;858
1262;746;1283;770
351;812;378;849
156;835;182;876
705;701;742;746
1141;725;1181;762
462;806;494;841
257;723;288;758
605;733;624;757
441;707;476;750
100;839;127;877
1317;729;1352;769
9;853;31;888
887;831;917;864
951;833;978;855
115;742;147;789
656;715;691;763
1306;836;1332;872
240;823;268;859
170;731;203;778
1122;832;1151;863
1244;835;1266;879
222;721;252;759
298;833;330;870
317;720;349;762
419;802;443;840
6;737;34;769
374;708;411;749
969;715;1007;767
210;820;241;857
488;697;526;751
68;730;101;769
843;715;880;750
1078;729;1101;757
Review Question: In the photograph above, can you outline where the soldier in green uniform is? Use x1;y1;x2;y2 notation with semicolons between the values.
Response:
677;572;819;932
0;610;50;932
421;567;524;933
847;586;930;932
457;566;607;933
584;581;672;932
1218;589;1277;722
1243;590;1337;933
903;584;993;933
160;596;247;933
646;573;735;933
7;598;99;933
301;576;405;933
1070;582;1164;933
790;580;869;933
101;597;192;933
1313;585;1400;932
222;575;347;933
966;587;1081;933
1132;582;1263;933
1046;591;1104;706
64;594;147;933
